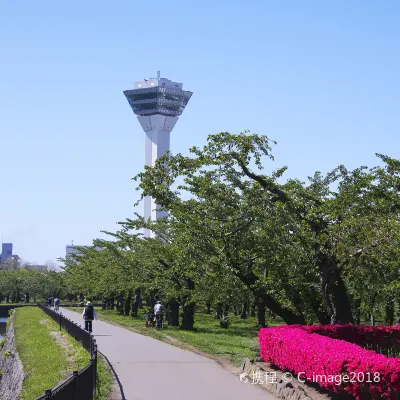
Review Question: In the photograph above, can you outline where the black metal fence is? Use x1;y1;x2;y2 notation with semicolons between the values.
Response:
39;303;93;352
36;304;97;400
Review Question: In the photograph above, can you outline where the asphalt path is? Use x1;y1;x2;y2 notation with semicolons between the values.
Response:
60;307;276;400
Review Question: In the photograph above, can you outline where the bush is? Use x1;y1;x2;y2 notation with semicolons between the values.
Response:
297;324;400;354
258;326;400;399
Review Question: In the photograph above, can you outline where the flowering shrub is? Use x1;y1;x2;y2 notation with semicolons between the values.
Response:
298;324;400;354
259;326;400;399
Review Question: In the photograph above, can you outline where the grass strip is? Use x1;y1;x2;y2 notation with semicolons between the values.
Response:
14;307;69;400
95;355;114;400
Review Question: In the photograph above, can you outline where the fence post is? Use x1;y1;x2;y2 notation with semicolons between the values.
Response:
59;314;62;331
93;344;97;397
73;370;79;400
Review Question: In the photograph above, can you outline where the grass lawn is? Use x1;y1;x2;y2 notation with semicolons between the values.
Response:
70;306;283;366
13;307;91;399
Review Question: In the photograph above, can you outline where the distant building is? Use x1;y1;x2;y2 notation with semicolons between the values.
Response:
0;243;20;267
66;245;103;260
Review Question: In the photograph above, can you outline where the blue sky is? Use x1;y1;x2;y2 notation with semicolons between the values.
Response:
1;1;399;264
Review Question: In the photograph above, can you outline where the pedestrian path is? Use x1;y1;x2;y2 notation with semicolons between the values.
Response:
60;308;276;400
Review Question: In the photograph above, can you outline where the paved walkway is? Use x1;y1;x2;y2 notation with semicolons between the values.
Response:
60;308;276;400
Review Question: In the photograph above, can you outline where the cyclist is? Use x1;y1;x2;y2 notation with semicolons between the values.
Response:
153;301;164;329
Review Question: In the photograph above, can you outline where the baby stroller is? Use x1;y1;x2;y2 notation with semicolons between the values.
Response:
144;310;155;328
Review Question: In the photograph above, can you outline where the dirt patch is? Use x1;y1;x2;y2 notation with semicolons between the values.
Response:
43;318;80;378
48;332;76;368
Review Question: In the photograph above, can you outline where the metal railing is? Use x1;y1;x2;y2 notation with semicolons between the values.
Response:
36;304;97;400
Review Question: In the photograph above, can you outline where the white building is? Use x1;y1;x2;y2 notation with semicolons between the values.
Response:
65;245;103;260
124;73;193;237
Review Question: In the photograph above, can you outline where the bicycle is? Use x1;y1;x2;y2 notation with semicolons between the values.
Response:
154;314;164;329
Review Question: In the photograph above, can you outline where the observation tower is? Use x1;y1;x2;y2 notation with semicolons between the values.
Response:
124;72;193;237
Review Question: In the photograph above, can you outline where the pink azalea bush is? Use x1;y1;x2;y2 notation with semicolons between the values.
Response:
259;326;400;399
298;324;400;353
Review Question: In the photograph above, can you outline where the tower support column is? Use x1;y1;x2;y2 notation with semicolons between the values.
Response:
137;115;178;237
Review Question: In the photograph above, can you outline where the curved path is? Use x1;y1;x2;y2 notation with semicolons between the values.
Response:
60;308;276;400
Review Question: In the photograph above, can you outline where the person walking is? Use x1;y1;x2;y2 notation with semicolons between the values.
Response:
82;301;97;332
54;297;60;312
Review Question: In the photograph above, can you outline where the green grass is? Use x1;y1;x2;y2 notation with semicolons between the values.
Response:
70;307;283;366
14;308;70;399
13;307;93;400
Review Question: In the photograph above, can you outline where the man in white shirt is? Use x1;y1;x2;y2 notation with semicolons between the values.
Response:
153;301;164;328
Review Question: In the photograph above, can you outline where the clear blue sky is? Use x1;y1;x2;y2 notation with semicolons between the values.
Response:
1;1;399;264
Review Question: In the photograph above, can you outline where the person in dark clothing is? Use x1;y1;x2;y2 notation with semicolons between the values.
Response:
82;301;97;332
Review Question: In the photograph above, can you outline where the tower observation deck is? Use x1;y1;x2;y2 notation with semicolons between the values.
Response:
124;74;193;237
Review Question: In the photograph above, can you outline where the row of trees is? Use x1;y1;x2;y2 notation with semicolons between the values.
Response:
62;132;400;329
0;269;67;303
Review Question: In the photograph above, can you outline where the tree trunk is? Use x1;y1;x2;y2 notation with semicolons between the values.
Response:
181;278;195;330
306;288;331;325
223;304;229;316
250;303;256;317
169;299;179;326
396;299;400;325
385;297;395;325
241;301;248;319
319;255;353;324
181;302;195;330
25;292;30;303
148;294;156;309
131;288;141;317
117;294;124;314
124;291;132;316
236;269;305;324
205;302;211;314
233;305;238;316
215;303;223;319
353;297;361;325
257;299;266;328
